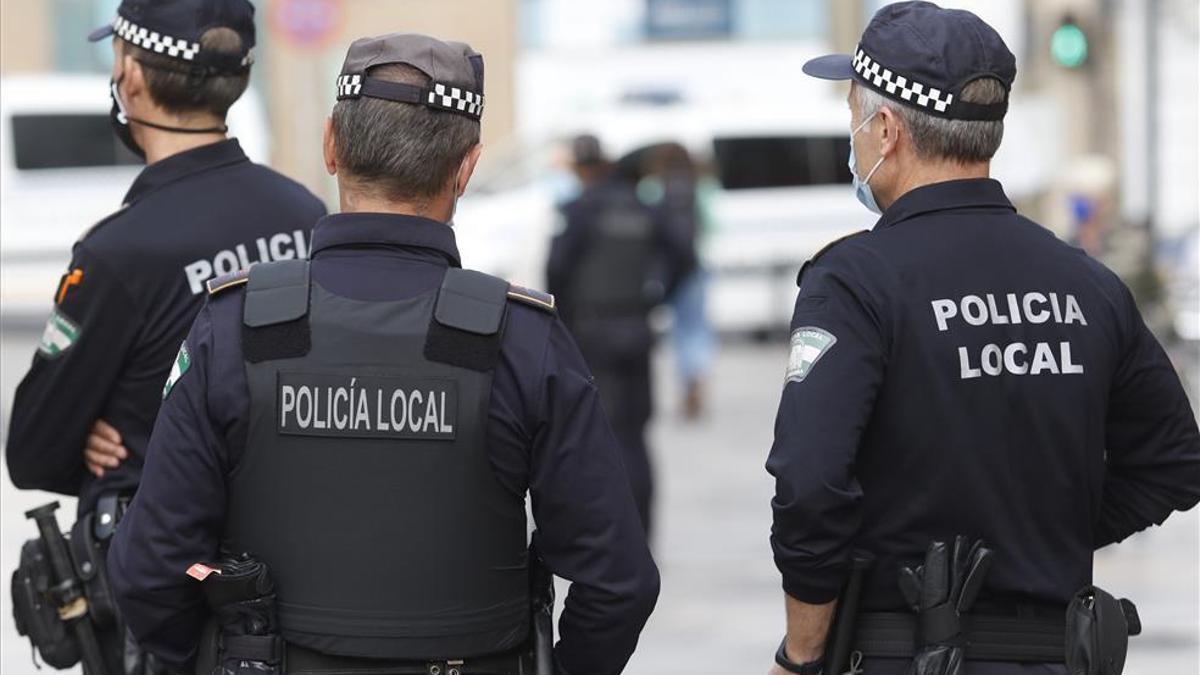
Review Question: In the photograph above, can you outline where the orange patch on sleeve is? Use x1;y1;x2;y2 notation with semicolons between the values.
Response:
56;269;84;305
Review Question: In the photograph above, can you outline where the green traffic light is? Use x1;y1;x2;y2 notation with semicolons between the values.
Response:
1051;22;1088;68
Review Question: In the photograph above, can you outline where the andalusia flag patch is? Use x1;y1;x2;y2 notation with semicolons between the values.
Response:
38;309;80;359
163;341;191;399
785;326;837;383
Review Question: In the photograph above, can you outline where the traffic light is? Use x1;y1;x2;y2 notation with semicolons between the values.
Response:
1051;15;1089;69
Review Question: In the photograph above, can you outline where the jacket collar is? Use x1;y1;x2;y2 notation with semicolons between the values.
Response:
875;178;1015;230
123;138;249;205
309;212;461;267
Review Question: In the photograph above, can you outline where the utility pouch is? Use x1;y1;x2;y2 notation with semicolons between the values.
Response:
70;513;119;628
1065;586;1140;675
11;538;81;669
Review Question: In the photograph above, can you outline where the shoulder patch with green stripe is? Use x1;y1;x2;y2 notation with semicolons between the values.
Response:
163;341;192;399
38;309;81;359
785;326;837;383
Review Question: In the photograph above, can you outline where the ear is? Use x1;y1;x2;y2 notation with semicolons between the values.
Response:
122;53;147;102
877;105;902;158
323;117;337;176
455;143;483;196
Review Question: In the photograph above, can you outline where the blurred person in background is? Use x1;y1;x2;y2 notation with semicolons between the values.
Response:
639;142;716;420
5;0;324;671
766;2;1200;675
107;33;658;675
548;134;686;534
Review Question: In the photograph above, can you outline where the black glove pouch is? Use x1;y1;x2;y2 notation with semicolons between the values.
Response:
11;539;81;669
1066;586;1140;675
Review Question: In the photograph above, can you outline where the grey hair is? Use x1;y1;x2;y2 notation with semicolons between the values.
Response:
852;78;1006;163
332;63;480;205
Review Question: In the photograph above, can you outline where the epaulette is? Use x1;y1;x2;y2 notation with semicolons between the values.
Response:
506;284;556;313
796;230;870;287
75;205;130;245
206;269;250;295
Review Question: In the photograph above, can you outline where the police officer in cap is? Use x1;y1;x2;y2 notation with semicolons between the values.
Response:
108;33;660;675
7;0;323;669
767;3;1200;674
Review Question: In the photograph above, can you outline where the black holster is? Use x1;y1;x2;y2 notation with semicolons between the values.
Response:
193;555;282;675
529;536;555;675
1066;586;1141;675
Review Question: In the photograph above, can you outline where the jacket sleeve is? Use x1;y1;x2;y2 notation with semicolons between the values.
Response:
6;245;142;494
107;302;232;669
528;319;660;675
1095;285;1200;547
765;254;887;604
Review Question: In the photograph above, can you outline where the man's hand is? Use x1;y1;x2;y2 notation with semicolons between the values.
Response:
84;419;128;477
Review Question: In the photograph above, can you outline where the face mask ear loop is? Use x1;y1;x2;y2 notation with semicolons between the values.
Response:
863;154;886;186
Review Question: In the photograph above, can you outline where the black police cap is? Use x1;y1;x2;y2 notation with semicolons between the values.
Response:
804;1;1015;121
335;33;485;122
88;0;256;75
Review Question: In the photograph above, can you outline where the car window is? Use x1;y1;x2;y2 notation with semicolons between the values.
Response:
11;113;141;170
712;135;850;190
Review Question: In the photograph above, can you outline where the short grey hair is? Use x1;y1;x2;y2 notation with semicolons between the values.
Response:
852;78;1006;163
332;63;480;205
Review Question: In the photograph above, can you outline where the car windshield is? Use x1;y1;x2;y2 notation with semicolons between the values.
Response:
713;135;850;190
11;113;142;170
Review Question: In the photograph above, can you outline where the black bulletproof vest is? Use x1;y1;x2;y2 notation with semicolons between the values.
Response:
570;190;657;316
226;260;529;661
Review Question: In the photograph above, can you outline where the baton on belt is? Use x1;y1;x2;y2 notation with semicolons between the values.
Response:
823;551;875;675
26;502;110;675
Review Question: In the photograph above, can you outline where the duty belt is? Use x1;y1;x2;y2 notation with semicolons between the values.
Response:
854;610;1066;662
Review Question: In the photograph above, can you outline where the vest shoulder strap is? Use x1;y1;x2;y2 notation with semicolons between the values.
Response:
434;268;509;335
243;260;311;328
426;269;509;372
796;230;869;287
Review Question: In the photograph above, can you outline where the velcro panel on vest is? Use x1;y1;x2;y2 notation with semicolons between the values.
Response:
243;260;311;363
425;269;508;372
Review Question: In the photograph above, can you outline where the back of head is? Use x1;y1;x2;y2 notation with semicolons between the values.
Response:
122;27;250;119
853;76;1007;164
331;63;480;207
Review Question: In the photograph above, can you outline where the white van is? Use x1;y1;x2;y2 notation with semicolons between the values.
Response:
456;97;876;335
0;74;270;317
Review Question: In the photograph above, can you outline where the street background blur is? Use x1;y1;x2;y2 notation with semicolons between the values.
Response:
1;0;1197;673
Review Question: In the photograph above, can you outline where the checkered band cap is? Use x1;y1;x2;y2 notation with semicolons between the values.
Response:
336;74;362;98
853;46;954;114
335;75;484;121
114;16;200;61
427;83;484;118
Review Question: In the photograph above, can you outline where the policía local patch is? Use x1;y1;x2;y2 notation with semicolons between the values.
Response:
37;309;80;359
162;341;191;399
785;326;837;383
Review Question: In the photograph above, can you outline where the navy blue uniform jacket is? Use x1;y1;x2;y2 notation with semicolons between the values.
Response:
6;139;325;514
767;179;1200;609
108;214;660;675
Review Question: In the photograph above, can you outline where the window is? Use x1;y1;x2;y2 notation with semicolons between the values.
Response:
712;136;851;190
11;114;141;170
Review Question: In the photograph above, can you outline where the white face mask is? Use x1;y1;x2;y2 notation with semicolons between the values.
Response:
849;112;886;214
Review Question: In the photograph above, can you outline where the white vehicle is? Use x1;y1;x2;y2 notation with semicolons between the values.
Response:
0;74;270;317
456;98;876;335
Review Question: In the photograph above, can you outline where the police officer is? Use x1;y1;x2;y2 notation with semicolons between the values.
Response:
6;0;323;669
766;3;1200;674
107;33;659;675
547;135;681;534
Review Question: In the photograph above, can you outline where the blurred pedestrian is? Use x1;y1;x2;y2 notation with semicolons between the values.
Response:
547;134;684;534
643;142;717;420
107;33;658;675
767;2;1200;674
5;0;324;672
